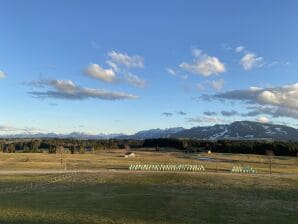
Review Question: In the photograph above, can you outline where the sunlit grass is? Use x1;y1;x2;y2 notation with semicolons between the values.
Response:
0;172;297;224
0;149;297;175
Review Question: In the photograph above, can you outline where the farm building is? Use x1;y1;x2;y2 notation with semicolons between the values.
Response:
124;152;135;158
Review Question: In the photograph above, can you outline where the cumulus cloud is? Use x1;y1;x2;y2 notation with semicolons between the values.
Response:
107;50;144;68
256;116;270;123
186;116;224;123
50;80;77;93
242;106;298;119
0;70;6;79
237;46;287;70
28;79;138;101
211;79;225;91
240;53;264;70
106;60;119;72
85;51;146;88
180;48;226;76
201;83;298;119
85;64;116;82
235;46;245;53
123;73;146;88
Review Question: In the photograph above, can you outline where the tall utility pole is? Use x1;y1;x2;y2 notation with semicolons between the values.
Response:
215;159;218;172
58;146;64;170
60;147;63;165
266;150;274;175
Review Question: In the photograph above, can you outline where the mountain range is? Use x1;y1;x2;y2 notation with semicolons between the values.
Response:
1;121;298;141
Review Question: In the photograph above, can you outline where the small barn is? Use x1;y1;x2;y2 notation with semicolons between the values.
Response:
124;151;135;158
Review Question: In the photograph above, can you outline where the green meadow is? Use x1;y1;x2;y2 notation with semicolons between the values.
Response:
0;150;297;224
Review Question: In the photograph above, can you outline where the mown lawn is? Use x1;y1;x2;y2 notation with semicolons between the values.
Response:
0;172;297;224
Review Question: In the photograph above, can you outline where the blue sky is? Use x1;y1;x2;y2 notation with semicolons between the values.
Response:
0;0;298;134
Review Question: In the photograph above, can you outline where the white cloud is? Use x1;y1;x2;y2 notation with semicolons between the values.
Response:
0;125;41;134
203;83;298;119
124;73;146;88
267;61;291;67
166;68;177;76
235;46;245;53
106;60;119;72
256;116;270;123
28;79;138;101
211;79;225;91
107;50;144;68
240;53;264;70
0;125;22;132
196;83;205;91
50;80;77;93
257;90;280;105
85;64;116;82
192;48;203;57
267;61;279;67
85;61;146;88
180;48;226;76
237;46;289;70
166;67;188;80
0;70;6;79
221;43;232;51
249;86;263;91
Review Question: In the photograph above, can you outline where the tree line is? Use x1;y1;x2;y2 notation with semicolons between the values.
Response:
0;138;297;156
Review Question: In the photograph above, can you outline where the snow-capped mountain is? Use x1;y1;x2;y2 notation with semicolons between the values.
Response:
126;127;186;140
0;132;124;139
170;121;298;141
1;121;297;141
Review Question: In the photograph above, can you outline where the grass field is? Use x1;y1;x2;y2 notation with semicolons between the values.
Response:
0;149;297;224
0;149;297;174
